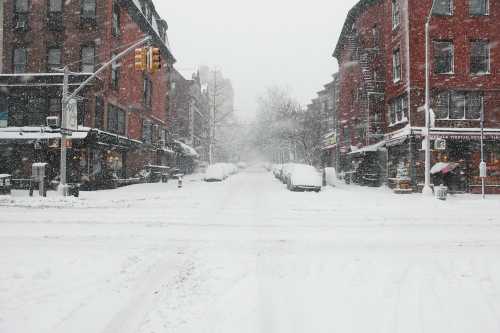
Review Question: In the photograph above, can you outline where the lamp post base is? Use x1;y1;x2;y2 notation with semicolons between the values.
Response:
422;185;434;196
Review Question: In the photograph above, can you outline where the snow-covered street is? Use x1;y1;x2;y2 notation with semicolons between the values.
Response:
1;168;500;333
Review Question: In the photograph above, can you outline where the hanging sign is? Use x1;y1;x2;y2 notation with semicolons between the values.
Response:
63;98;78;132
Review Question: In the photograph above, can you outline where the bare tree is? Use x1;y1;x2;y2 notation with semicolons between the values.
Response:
253;86;324;166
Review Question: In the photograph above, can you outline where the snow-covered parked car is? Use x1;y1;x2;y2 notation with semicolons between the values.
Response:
204;164;227;182
281;163;300;184
204;163;238;182
272;164;283;179
287;164;322;192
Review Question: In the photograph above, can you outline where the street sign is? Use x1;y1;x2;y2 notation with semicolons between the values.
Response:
434;138;446;150
64;98;78;131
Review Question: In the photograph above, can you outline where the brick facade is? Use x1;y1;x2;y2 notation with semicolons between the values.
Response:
334;0;500;193
0;0;176;188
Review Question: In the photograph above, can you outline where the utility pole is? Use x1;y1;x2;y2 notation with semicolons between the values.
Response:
422;0;436;196
58;36;152;196
480;107;486;199
59;66;70;195
209;68;217;165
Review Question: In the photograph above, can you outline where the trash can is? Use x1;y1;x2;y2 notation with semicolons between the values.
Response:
435;185;448;201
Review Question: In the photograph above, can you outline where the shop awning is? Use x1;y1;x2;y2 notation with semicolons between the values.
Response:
173;140;199;158
348;141;386;155
431;162;459;175
0;127;89;142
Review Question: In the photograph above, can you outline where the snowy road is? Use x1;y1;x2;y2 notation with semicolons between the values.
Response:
1;169;500;332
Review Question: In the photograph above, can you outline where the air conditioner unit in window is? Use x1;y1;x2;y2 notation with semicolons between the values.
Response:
46;116;60;128
15;20;27;30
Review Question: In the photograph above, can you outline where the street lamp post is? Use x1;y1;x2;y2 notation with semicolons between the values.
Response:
56;36;152;196
422;0;436;195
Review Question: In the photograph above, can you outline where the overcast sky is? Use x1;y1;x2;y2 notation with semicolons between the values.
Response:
155;0;358;120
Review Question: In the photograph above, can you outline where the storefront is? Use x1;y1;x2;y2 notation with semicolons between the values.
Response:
385;127;500;194
0;127;145;190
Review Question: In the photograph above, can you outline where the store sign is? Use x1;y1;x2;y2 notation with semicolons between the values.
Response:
434;138;447;151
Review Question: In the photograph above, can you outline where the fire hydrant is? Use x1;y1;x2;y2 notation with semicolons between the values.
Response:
177;175;183;188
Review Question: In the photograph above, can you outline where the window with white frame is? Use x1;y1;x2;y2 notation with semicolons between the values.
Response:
434;41;454;74
392;48;401;82
433;91;483;119
112;2;120;37
81;0;96;19
433;0;453;16
391;0;400;29
470;0;488;16
107;104;126;135
389;94;408;125
470;40;489;75
49;0;62;12
80;45;95;73
47;47;62;71
15;0;29;13
13;48;27;73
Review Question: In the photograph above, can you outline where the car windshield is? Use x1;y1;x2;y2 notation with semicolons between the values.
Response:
1;0;500;332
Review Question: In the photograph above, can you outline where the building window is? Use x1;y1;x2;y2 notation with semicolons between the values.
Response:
49;0;62;12
433;0;453;16
95;96;104;129
0;97;8;128
81;45;95;73
144;76;152;107
47;47;62;71
13;48;27;73
470;40;490;75
111;53;120;89
389;94;408;125
392;48;401;82
26;97;48;126
391;0;400;29
470;0;488;15
14;0;29;30
372;25;380;48
107;105;126;135
81;0;96;19
434;41;454;74
433;91;483;119
142;120;152;144
48;97;61;117
112;2;120;37
15;0;29;13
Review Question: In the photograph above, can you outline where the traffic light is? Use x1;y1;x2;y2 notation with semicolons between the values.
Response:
149;47;161;73
134;48;147;71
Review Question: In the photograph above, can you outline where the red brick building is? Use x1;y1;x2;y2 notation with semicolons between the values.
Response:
0;0;176;188
334;0;500;193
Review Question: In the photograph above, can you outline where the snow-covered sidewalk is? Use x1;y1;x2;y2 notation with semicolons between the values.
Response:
1;170;500;332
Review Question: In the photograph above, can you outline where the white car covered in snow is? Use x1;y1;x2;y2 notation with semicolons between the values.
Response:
204;163;238;182
204;164;227;182
286;164;322;192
